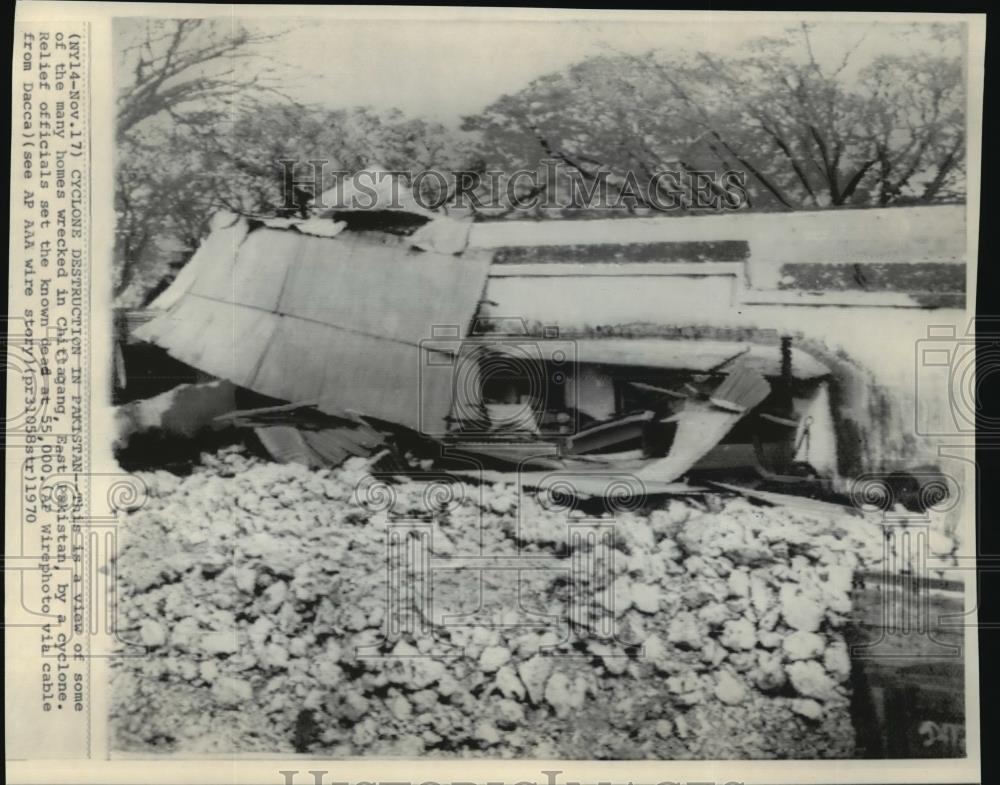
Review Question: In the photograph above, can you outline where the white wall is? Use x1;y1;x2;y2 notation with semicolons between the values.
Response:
481;271;967;475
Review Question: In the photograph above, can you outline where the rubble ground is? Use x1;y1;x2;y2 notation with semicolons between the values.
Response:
111;446;889;758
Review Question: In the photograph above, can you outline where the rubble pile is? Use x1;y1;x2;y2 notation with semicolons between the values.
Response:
111;446;888;757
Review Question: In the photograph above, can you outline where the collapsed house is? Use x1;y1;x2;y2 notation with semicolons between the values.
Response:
116;184;969;761
127;182;967;503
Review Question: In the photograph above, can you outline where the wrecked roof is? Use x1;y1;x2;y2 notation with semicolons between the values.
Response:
135;204;963;441
135;218;493;433
466;204;966;263
467;204;966;306
313;168;438;221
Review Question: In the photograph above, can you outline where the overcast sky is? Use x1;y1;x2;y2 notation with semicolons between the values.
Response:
115;14;966;127
257;18;963;124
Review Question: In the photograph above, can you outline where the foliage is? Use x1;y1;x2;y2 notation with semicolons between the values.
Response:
115;20;968;304
114;20;475;303
463;23;966;212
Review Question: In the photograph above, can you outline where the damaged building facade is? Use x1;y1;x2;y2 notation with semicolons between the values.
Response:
121;195;967;511
111;187;970;758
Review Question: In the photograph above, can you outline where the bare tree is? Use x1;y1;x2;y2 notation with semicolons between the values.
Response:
861;53;965;205
465;23;966;212
114;19;291;301
116;19;286;142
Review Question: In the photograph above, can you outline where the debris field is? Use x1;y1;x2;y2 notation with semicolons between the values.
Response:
111;446;889;758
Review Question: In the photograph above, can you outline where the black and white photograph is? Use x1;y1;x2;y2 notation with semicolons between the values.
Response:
6;4;986;780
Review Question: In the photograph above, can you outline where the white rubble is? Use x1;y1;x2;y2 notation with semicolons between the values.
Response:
111;447;890;758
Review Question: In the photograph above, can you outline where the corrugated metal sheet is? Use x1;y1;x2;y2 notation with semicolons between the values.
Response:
135;227;492;433
147;217;250;311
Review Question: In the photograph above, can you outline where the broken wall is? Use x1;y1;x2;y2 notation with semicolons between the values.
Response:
475;205;969;479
